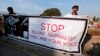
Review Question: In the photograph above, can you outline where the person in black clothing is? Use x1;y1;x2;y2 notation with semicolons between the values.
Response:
7;7;16;14
5;7;17;36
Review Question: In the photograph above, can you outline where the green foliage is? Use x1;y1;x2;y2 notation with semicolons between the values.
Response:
87;43;100;56
42;8;61;16
93;16;100;23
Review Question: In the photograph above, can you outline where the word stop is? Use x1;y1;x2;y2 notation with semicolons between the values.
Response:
41;23;64;32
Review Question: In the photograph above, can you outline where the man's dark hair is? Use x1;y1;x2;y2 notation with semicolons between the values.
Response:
7;7;15;14
72;5;79;9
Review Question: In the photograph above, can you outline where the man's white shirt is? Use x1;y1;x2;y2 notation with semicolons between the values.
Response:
64;13;82;18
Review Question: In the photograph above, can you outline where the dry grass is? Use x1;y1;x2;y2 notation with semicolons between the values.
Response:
88;28;100;36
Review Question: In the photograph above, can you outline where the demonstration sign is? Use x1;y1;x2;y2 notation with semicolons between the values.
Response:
29;17;88;53
3;15;88;53
4;15;28;38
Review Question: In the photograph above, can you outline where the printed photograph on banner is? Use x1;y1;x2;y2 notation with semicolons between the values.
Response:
3;15;28;39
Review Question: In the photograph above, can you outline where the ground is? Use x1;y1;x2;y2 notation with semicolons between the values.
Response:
0;43;30;56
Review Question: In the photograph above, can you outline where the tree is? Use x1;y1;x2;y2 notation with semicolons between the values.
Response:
42;8;61;16
93;16;100;23
93;16;96;22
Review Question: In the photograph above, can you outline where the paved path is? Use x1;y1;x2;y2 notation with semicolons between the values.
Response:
0;44;30;56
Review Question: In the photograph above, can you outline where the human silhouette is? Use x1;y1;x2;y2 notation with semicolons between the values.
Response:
7;7;16;14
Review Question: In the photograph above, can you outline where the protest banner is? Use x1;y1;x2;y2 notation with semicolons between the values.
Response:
29;17;88;53
3;15;88;53
3;15;28;38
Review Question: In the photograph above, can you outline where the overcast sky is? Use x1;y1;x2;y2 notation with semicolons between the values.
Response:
0;0;100;17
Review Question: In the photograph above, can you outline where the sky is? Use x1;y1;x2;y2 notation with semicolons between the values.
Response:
0;0;100;17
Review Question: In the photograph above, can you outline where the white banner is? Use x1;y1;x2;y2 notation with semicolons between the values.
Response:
29;17;88;53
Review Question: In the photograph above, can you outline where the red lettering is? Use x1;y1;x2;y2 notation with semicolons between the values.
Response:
40;36;47;41
49;39;61;45
58;25;64;32
41;23;45;30
51;24;58;32
46;23;51;31
63;42;78;46
41;23;64;32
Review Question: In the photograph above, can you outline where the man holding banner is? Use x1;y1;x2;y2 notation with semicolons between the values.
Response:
64;5;84;56
64;5;81;18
